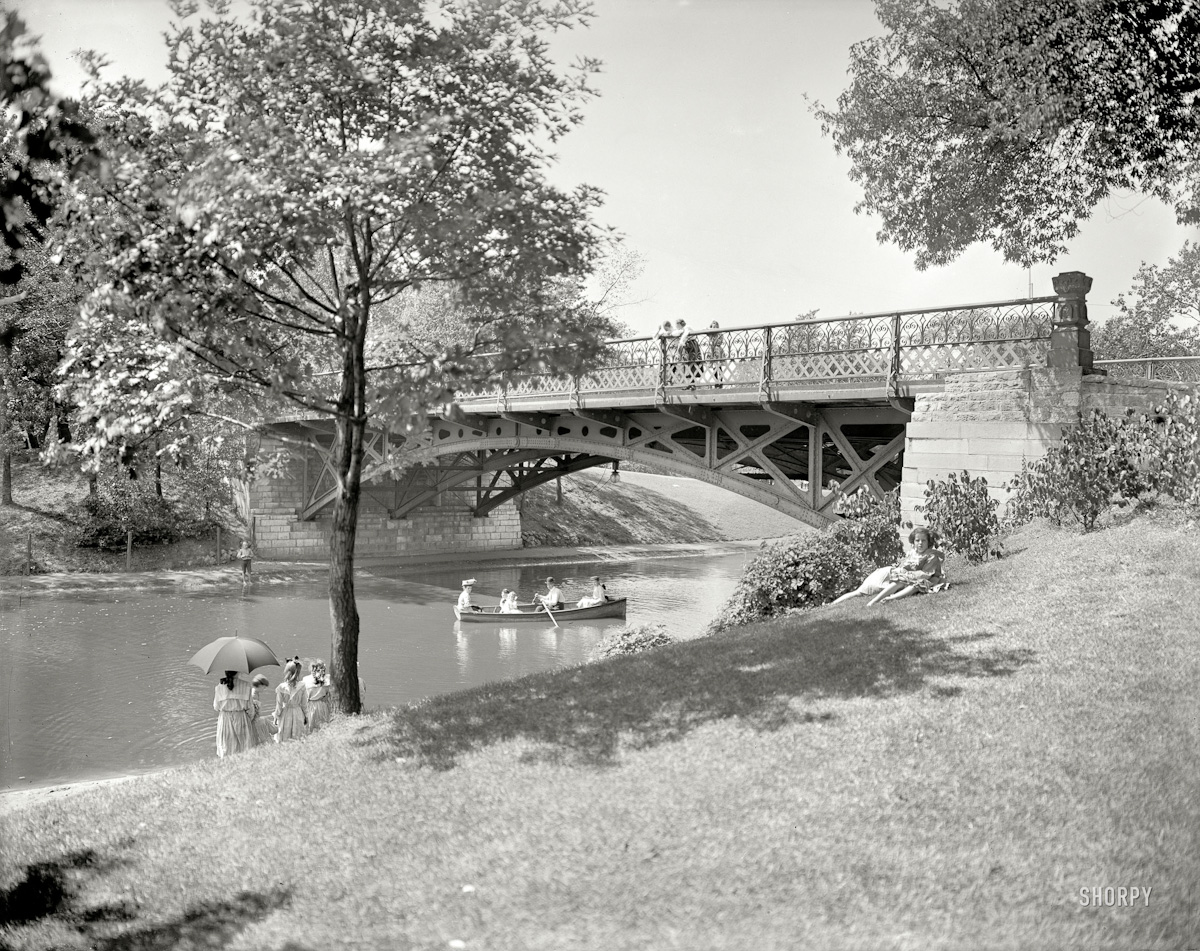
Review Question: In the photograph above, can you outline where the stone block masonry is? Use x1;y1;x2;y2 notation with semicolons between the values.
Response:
900;367;1191;528
247;434;522;560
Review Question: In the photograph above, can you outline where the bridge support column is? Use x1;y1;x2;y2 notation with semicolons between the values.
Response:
900;359;1193;527
248;433;523;560
899;367;1085;527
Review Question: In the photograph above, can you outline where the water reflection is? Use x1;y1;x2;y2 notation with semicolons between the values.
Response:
0;549;751;790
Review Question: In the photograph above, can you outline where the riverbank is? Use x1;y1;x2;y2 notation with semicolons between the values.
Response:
3;516;1197;949
0;538;766;596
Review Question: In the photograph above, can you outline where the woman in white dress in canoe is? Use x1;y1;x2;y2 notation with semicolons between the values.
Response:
273;657;309;742
213;670;253;758
303;659;332;732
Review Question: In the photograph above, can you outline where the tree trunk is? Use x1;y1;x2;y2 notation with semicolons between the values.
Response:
328;412;365;715
0;348;11;505
328;300;368;716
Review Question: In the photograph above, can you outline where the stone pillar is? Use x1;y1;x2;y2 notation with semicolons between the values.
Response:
1049;271;1094;372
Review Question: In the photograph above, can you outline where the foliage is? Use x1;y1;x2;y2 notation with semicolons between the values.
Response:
832;487;904;566
1129;390;1200;511
1093;241;1200;360
918;470;1000;563
0;11;103;281
588;622;675;661
61;0;612;714
1007;409;1150;531
707;532;871;633
810;0;1200;268
74;470;213;550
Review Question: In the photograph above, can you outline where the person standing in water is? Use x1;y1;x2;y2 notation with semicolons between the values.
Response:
235;538;254;586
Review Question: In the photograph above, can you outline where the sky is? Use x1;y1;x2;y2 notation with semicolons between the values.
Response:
14;0;1200;336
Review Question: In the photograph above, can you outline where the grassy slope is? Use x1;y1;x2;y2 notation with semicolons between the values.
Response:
2;516;1198;949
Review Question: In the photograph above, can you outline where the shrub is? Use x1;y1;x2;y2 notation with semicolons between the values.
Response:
1006;409;1149;532
707;532;870;633
918;470;1001;563
75;474;212;550
1133;390;1200;510
832;488;904;567
589;623;675;660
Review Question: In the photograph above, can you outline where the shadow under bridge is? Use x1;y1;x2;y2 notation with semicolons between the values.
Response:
268;401;909;531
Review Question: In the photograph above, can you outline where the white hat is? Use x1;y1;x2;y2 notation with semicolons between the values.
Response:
462;578;477;587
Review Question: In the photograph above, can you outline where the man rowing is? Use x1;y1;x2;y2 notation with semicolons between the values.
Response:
536;576;565;611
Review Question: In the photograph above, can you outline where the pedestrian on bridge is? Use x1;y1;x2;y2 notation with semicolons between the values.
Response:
677;318;702;388
653;320;678;384
707;321;726;387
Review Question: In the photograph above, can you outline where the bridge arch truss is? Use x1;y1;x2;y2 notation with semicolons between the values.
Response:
267;402;909;531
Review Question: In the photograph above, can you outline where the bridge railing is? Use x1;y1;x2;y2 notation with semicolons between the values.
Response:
1093;356;1200;383
489;296;1059;402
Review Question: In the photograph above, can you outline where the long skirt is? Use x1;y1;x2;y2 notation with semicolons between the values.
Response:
215;710;251;758
249;714;276;747
308;698;331;732
275;707;307;743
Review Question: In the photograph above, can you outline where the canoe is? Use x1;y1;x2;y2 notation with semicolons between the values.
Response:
454;598;628;623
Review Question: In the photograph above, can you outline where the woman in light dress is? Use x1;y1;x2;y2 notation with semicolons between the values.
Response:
273;657;309;742
303;659;332;732
575;575;610;609
248;674;276;747
213;670;253;758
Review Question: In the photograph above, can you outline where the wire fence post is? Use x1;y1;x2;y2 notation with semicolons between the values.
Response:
25;532;32;575
216;525;222;566
126;531;133;571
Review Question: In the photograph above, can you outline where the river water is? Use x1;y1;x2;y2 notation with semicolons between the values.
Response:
0;548;753;792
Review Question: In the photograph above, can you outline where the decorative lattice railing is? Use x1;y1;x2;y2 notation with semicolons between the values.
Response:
480;296;1059;402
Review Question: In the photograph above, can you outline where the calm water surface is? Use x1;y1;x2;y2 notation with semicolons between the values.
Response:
0;550;751;791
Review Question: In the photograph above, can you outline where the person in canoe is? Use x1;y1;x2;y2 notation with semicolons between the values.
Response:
499;588;520;613
458;579;484;613
576;575;611;609
536;577;565;611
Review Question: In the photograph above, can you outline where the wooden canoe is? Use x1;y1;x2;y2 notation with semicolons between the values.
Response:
454;598;628;623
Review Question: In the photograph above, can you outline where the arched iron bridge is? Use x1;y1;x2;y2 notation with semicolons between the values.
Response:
265;294;1070;527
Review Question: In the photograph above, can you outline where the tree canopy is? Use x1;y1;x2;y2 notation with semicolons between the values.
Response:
811;0;1200;268
1093;240;1200;360
62;0;614;713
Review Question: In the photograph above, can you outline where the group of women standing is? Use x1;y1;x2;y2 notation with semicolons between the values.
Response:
212;656;332;758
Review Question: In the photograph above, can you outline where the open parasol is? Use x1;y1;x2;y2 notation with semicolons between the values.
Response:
188;635;281;675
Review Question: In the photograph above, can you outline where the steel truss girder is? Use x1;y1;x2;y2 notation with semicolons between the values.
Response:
278;404;906;526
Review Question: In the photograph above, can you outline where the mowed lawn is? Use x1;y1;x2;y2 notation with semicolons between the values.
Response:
2;517;1198;950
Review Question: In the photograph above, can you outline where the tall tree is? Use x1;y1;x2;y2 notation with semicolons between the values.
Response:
0;9;102;280
810;0;1200;268
1093;240;1200;359
63;0;612;714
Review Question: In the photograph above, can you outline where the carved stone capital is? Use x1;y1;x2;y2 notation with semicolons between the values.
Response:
1052;271;1093;300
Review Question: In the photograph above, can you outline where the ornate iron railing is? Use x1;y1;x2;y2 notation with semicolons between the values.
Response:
480;296;1059;402
1093;356;1200;384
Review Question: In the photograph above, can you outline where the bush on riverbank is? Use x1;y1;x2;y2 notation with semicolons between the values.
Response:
588;622;674;660
707;491;903;632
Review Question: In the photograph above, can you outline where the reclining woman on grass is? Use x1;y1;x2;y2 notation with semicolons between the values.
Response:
831;527;946;607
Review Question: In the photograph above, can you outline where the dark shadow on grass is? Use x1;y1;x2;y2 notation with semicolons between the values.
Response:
0;843;290;950
362;615;1036;770
2;501;74;523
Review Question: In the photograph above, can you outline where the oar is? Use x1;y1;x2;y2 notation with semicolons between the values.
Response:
541;598;560;628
